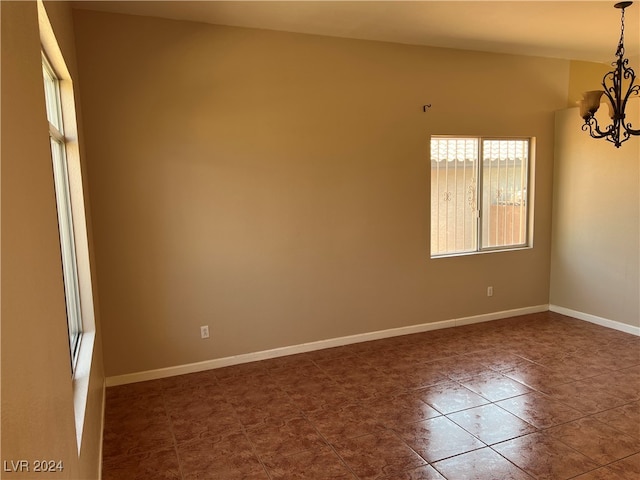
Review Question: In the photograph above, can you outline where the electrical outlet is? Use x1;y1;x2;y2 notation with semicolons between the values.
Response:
200;325;210;339
487;286;493;297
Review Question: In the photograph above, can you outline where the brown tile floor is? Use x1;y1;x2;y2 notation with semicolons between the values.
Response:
102;312;640;479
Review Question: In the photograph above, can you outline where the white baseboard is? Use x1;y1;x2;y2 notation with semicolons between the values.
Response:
106;304;548;387
549;304;640;336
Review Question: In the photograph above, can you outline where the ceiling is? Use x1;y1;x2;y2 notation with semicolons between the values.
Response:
71;1;640;63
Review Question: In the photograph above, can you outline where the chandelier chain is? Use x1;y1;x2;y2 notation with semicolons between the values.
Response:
617;6;626;57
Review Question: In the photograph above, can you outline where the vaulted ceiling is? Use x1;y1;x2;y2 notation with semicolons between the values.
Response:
72;1;639;64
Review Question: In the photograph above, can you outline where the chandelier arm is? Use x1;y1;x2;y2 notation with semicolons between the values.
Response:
583;116;616;140
620;61;638;107
624;123;640;135
602;81;619;114
620;65;639;136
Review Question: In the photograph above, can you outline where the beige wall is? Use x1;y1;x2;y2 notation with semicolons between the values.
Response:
567;60;610;108
551;103;640;328
1;1;104;478
72;9;570;378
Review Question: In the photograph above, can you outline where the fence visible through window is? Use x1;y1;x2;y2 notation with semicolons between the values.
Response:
431;137;530;257
481;139;528;249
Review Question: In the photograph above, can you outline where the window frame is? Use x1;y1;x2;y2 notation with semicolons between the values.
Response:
430;135;532;258
42;52;83;371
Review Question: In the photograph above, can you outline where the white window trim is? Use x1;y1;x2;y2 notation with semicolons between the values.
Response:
39;0;97;454
430;136;534;258
43;53;84;370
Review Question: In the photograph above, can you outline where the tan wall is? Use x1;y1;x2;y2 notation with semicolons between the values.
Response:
567;60;611;108
551;103;640;328
1;1;104;478
72;9;570;377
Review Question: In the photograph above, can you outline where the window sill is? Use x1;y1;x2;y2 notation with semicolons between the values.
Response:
72;330;95;454
430;245;532;259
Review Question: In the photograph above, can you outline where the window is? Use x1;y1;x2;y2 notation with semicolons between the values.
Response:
430;137;531;257
42;53;83;370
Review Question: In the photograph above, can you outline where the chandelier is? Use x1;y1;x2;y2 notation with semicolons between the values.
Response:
579;1;639;148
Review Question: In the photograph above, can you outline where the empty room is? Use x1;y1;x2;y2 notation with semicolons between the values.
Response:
1;1;639;479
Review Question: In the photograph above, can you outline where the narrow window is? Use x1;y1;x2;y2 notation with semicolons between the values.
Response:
430;137;531;257
42;53;83;370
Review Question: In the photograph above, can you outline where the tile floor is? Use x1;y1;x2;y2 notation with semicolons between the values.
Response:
102;312;640;479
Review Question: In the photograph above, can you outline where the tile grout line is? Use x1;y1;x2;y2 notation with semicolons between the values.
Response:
159;388;186;480
101;312;639;479
300;359;363;480
218;375;275;480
